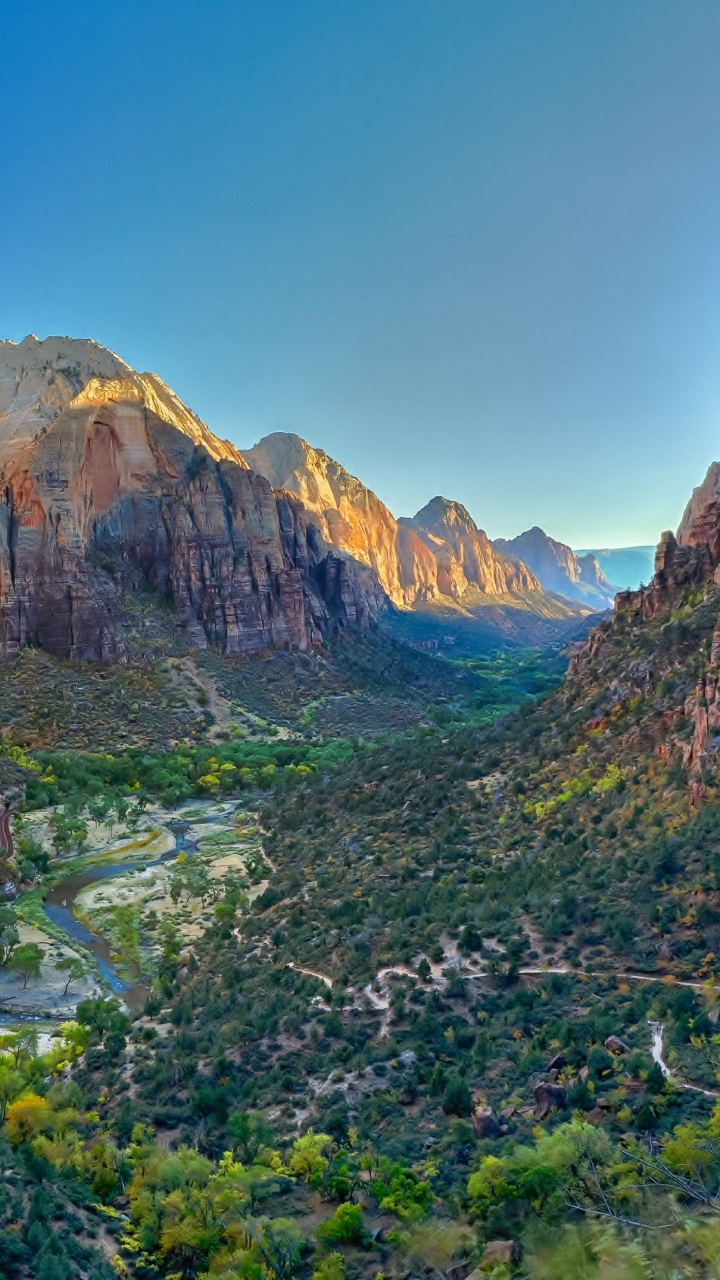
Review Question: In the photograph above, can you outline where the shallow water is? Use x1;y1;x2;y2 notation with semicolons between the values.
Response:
43;822;193;1013
40;802;244;1015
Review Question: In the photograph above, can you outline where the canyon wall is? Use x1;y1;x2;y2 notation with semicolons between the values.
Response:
0;337;385;660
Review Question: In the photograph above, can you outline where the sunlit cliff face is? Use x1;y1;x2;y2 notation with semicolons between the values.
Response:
0;336;385;662
0;335;247;473
242;432;542;608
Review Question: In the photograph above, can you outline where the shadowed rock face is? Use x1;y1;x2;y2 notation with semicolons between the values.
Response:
0;337;386;660
242;432;439;606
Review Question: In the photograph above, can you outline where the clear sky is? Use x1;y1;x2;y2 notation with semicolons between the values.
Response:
3;1;720;547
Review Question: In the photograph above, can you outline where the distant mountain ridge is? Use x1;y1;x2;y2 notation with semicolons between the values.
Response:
0;335;604;664
242;435;591;644
493;526;616;608
574;545;655;591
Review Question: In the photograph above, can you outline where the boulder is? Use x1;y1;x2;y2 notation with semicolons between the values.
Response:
604;1035;629;1054
547;1051;567;1071
480;1239;521;1268
533;1081;567;1120
472;1105;502;1140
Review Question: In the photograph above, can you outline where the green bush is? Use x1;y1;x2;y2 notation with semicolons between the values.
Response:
315;1202;365;1245
442;1074;471;1117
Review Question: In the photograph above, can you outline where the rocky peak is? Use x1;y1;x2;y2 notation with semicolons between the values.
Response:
244;437;556;607
493;526;615;609
242;431;438;607
0;338;386;661
0;334;248;469
411;496;480;538
677;461;720;558
407;498;541;598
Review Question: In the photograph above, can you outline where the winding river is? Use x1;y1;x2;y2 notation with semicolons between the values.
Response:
43;821;196;1013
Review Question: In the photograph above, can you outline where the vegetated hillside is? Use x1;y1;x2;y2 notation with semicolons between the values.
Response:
0;604;556;756
5;540;720;1277
8;473;720;1277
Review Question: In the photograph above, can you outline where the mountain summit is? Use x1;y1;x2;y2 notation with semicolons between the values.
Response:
0;338;383;661
493;525;616;608
0;337;597;665
0;335;249;468
406;497;541;598
242;435;577;620
241;431;437;607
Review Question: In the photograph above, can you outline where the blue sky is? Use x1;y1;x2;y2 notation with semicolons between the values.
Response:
3;1;720;546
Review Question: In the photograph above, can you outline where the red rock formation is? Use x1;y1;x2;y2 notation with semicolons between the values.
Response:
242;436;562;607
409;497;540;597
0;337;385;660
242;432;440;606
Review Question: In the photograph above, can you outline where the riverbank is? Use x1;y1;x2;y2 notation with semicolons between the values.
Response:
2;797;266;1019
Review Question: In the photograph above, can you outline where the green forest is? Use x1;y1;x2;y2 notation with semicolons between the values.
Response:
2;587;720;1279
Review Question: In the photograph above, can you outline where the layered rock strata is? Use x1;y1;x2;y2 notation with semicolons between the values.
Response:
242;432;439;606
0;337;385;660
242;434;546;606
407;497;540;597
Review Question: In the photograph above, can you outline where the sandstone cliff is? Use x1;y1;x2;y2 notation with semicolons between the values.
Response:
242;433;564;613
570;457;720;778
242;433;439;607
407;497;541;598
0;337;385;660
493;526;615;609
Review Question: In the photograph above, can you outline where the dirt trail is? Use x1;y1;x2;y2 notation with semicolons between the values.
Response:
172;658;233;742
288;963;333;989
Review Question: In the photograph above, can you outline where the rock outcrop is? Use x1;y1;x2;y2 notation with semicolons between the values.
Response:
242;432;440;607
243;434;559;610
493;526;615;609
0;337;385;660
570;458;720;779
407;497;541;598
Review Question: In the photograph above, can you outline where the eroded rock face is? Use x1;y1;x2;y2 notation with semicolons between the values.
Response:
242;434;553;608
494;525;615;608
409;497;540;597
242;432;439;606
677;462;720;557
0;337;386;660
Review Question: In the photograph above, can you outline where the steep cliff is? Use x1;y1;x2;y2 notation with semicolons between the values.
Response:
493;525;615;608
0;337;385;661
567;456;720;783
407;497;541;598
242;433;439;607
242;434;575;619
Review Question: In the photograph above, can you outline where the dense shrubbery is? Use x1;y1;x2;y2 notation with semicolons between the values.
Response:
7;584;720;1273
